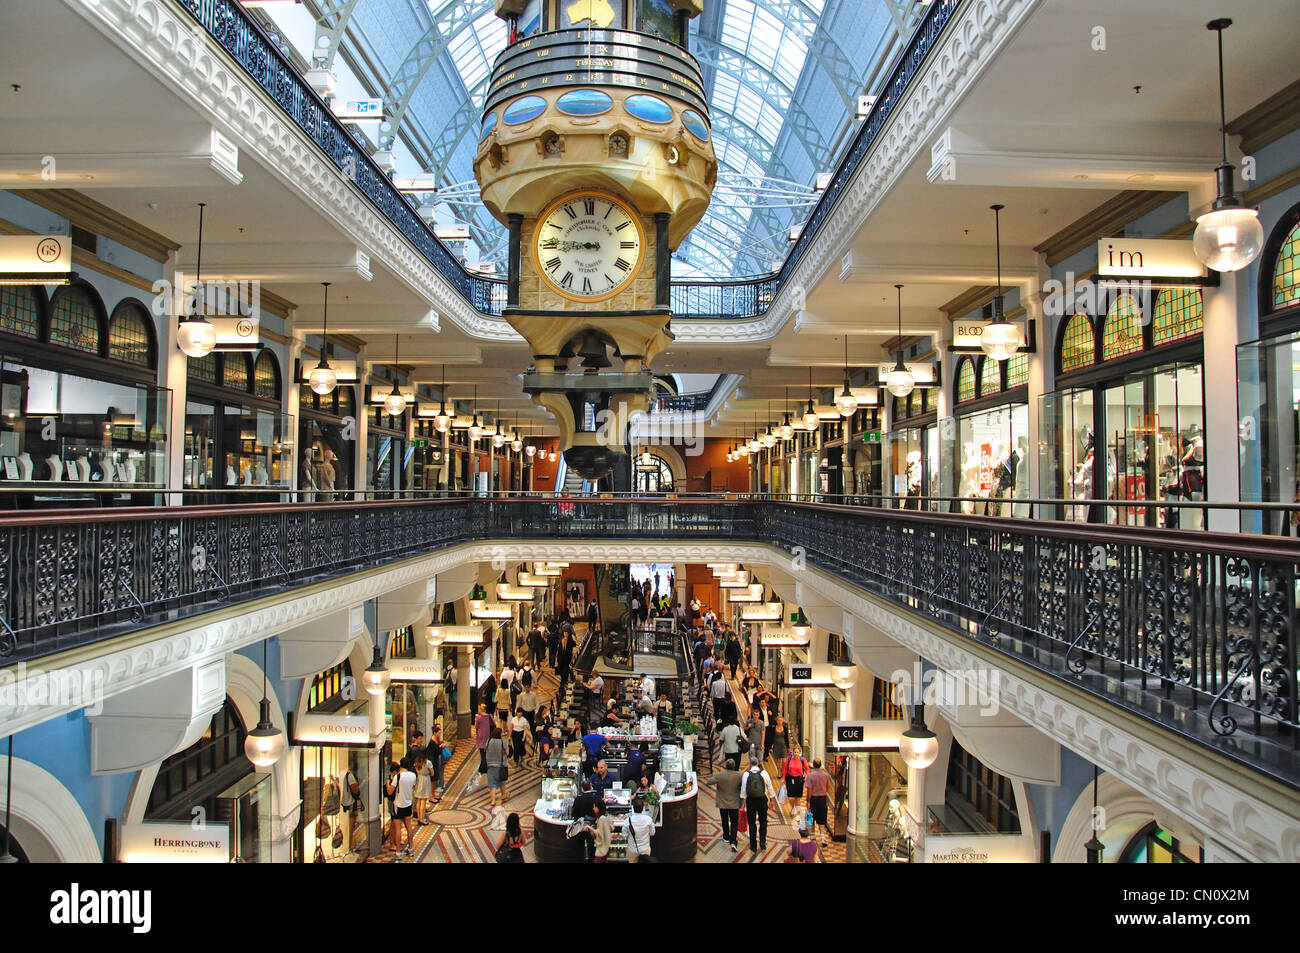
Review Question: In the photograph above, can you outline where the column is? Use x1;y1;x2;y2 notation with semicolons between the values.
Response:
1201;271;1241;532
285;327;304;497
935;324;955;505
158;252;188;505
354;354;370;499
456;645;472;738
507;213;522;308
1026;259;1051;515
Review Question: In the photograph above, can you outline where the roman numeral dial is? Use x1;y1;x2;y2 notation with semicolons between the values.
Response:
532;192;644;302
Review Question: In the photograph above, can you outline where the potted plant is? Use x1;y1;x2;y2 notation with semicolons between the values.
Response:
675;717;701;746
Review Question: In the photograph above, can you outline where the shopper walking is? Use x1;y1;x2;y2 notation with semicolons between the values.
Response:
770;714;789;766
787;825;818;863
498;659;517;718
716;758;742;852
590;801;612;863
709;665;733;725
428;722;446;796
510;708;530;766
745;710;765;758
626;797;654;863
474;704;493;783
741;754;776;853
485;727;509;810
805;759;834;846
516;677;539;730
412;751;433;824
387;757;417;858
724;632;743;679
783;743;809;815
720;716;743;768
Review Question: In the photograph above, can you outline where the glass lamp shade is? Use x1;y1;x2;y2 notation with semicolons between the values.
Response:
761;430;776;449
511;436;522;452
433;406;452;432
900;724;939;769
308;360;338;395
525;444;536;457
802;406;819;431
835;383;859;417
1193;205;1264;272
885;362;915;398
468;420;483;441
362;656;391;697
980;319;1020;361
384;388;407;417
778;418;794;441
243;699;285;767
176;317;217;358
424;625;446;647
829;662;859;690
747;438;760;453
492;429;505;448
548;450;558;463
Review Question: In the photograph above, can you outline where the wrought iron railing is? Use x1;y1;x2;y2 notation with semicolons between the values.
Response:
1;493;1297;787
173;0;961;322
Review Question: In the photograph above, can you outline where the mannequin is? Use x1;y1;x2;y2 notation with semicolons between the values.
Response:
320;448;337;494
98;455;114;483
118;458;136;483
225;464;238;486
17;452;32;481
254;461;269;485
46;455;62;481
241;462;254;485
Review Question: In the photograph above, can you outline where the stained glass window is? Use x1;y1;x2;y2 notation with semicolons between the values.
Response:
0;286;41;338
1005;352;1029;388
108;302;152;365
222;354;250;392
1102;293;1144;359
1271;219;1300;310
190;352;218;383
1059;313;1096;372
253;351;279;400
956;358;976;402
49;285;101;354
1152;288;1204;345
980;356;1001;396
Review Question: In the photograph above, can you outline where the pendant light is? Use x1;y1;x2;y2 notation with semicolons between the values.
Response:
899;658;938;769
885;284;916;398
244;638;287;767
176;202;218;358
511;418;523;453
0;735;17;863
835;335;859;417
362;639;391;697
829;639;859;690
492;399;506;448
1084;765;1105;862
468;385;483;441
383;335;407;417
526;443;536;458
761;401;777;448
308;282;339;395
778;386;794;440
802;366;819;431
981;204;1020;361
1193;19;1264;273
548;448;558;463
433;364;452;432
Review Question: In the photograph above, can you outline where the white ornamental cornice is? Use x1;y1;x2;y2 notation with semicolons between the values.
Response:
795;562;1300;864
65;0;522;343
675;0;1038;345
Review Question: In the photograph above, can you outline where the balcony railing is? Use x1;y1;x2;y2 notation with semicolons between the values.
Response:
0;492;1296;787
175;0;961;322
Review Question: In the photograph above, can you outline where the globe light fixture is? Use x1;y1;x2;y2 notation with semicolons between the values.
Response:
362;643;391;697
526;444;537;458
511;434;522;452
761;428;776;449
829;643;859;690
1193;19;1264;273
836;335;859;417
424;622;446;647
900;696;939;770
981;205;1020;362
548;450;558;463
383;334;406;417
433;364;451;432
493;425;505;449
778;414;794;442
885;284;915;398
802;366;819;430
243;638;285;767
177;202;217;358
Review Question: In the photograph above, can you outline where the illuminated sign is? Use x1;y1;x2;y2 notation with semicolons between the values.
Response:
120;822;229;863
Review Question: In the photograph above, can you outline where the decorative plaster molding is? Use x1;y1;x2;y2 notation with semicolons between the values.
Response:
0;756;102;862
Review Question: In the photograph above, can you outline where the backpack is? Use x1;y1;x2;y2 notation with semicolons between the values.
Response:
746;769;766;798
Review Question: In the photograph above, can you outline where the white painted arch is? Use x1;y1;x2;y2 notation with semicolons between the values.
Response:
0;755;101;862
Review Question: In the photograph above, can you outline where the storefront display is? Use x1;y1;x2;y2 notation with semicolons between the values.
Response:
299;384;355;500
956;405;1028;515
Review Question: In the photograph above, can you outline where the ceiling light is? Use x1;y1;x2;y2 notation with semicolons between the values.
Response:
885;284;915;397
433;365;451;431
981;205;1019;362
177;203;216;359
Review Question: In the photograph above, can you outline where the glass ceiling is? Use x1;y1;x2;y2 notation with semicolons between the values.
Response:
330;0;919;279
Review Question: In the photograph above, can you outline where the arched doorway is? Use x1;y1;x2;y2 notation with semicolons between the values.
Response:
633;452;675;493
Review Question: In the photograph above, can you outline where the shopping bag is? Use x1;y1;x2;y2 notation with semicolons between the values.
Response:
776;784;788;806
738;807;748;833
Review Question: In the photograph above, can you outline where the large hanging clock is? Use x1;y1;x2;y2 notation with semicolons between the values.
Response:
532;191;645;303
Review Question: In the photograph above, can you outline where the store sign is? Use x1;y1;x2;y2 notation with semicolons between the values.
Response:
295;712;373;744
759;627;810;647
786;663;834;686
863;431;882;444
296;358;359;383
428;625;488;644
830;719;906;750
1097;237;1205;279
0;234;71;276
875;362;936;385
210;315;260;349
120;822;229;863
952;320;1026;350
924;833;1035;864
387;657;443;682
368;384;418;405
331;98;384;120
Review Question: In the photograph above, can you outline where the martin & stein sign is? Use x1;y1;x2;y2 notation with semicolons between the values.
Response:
924;833;1035;864
120;822;229;862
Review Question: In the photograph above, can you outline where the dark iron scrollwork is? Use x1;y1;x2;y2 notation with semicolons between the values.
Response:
1065;615;1100;675
1208;635;1259;737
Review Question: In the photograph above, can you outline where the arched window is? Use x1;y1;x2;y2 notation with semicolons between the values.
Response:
49;284;102;354
107;300;154;366
253;351;280;401
189;352;218;383
1102;293;1144;359
1151;288;1204;346
222;353;251;392
1005;351;1029;388
979;356;1001;396
0;286;43;339
634;453;674;493
1268;216;1300;312
1059;313;1095;372
955;358;977;403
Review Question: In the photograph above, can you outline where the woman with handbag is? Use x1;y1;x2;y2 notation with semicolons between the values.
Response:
495;813;526;863
485;727;510;809
428;722;446;797
412;752;433;824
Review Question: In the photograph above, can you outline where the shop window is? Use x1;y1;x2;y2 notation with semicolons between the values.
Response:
1102;293;1144;360
1059;313;1095;372
1005;351;1029;388
222;353;251;392
944;740;1021;834
1270;217;1300;311
107;301;154;366
48;284;102;354
0;286;42;339
253;351;280;401
189;352;218;383
955;358;977;403
308;660;353;713
1152;288;1203;346
146;697;247;818
979;356;1001;396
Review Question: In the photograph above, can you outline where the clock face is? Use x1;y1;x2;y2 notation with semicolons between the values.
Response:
533;193;644;302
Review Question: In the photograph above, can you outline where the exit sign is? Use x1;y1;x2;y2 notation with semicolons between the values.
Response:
863;431;882;444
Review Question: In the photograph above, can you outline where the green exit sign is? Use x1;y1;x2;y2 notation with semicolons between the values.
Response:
863;431;883;444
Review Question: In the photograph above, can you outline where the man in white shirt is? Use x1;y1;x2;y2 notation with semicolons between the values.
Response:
740;754;776;853
387;756;418;857
626;797;655;862
709;666;732;723
639;672;655;700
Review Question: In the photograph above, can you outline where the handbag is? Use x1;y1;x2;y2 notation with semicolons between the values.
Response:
738;737;751;754
313;845;327;863
322;778;341;816
315;815;331;838
442;745;453;762
331;826;344;850
346;771;361;799
737;807;748;833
